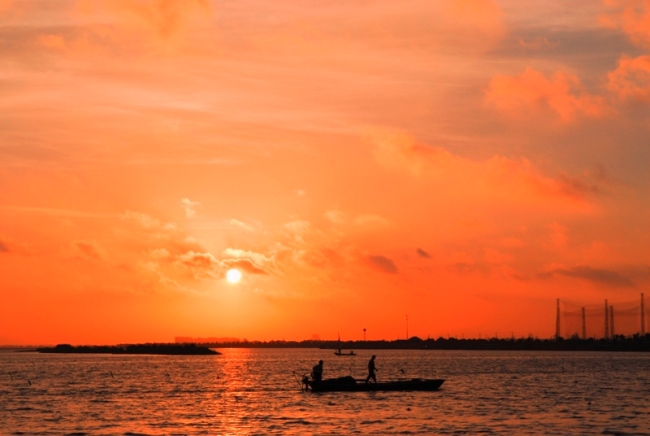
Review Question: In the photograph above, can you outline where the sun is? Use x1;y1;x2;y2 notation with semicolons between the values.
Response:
226;268;242;284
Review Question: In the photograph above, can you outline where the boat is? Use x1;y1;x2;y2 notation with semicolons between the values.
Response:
334;333;355;356
302;375;445;393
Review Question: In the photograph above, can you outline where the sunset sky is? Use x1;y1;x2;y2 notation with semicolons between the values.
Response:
2;0;650;345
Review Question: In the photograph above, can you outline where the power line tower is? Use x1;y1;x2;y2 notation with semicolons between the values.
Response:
555;299;561;339
642;293;646;336
604;299;609;339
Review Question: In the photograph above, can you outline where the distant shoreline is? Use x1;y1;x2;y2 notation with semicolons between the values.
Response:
36;343;220;355
176;335;650;352
5;335;650;353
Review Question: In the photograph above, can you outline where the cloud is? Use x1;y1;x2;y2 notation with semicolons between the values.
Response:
600;0;650;48
120;210;164;229
223;258;269;276
180;198;201;218
226;219;255;232
367;255;398;274
284;220;310;234
541;264;634;287
221;248;276;275
149;248;171;259
371;130;598;210
68;0;213;57
116;210;283;282
416;248;431;258
0;240;8;253
117;210;206;267
284;220;310;243
486;68;606;123
78;0;211;39
157;274;195;293
325;210;347;225
607;54;650;102
174;247;276;279
176;250;219;278
517;37;558;51
74;241;105;260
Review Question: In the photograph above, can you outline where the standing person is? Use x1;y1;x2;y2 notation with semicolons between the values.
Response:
365;355;378;384
312;360;324;381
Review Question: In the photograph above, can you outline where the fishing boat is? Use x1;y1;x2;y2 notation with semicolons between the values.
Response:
334;333;355;356
302;375;444;393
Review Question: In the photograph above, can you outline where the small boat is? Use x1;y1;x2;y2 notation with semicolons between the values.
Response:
334;333;355;356
302;375;444;393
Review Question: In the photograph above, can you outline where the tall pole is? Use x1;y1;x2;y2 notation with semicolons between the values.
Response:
604;299;609;339
581;307;586;339
610;306;615;338
642;293;646;336
556;299;561;340
406;315;409;340
363;328;366;341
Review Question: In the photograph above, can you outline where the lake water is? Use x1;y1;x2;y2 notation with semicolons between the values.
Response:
1;348;649;435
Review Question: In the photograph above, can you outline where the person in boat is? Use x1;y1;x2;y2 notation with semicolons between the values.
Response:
365;355;378;384
311;360;324;382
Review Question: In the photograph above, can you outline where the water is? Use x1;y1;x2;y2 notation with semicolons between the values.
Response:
1;349;649;435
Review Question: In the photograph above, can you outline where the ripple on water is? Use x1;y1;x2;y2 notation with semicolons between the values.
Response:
1;350;650;434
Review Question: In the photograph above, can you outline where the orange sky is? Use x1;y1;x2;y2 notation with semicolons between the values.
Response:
2;0;650;345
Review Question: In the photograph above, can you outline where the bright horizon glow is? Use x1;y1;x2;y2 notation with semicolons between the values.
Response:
226;269;242;284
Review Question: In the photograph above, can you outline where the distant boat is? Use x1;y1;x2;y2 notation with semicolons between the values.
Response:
334;332;355;356
302;376;444;393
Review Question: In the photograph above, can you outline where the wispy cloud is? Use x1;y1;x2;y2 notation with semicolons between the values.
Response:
72;241;105;260
486;68;607;123
367;255;398;274
600;0;650;49
180;198;201;218
540;264;634;287
371;130;600;210
225;219;255;232
77;0;212;44
222;248;278;275
1;205;113;219
607;54;650;102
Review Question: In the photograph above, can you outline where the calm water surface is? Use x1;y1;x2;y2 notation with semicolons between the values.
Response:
1;349;649;435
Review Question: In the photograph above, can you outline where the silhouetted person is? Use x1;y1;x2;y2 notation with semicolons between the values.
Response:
312;360;323;381
365;355;378;384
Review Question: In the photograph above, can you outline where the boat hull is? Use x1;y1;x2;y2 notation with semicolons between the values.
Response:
304;376;444;393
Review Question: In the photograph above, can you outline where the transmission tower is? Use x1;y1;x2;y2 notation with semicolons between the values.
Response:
555;299;561;339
